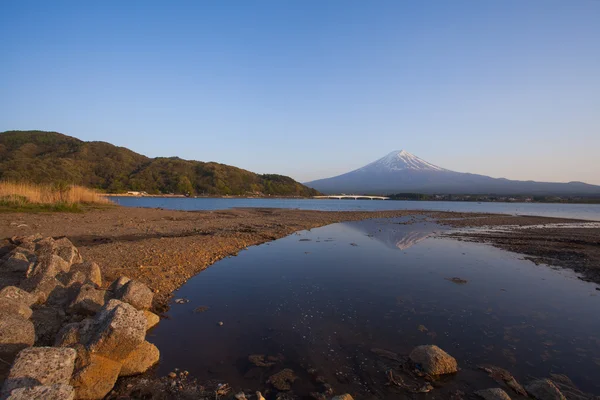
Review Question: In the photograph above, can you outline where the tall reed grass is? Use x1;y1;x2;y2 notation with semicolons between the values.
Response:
0;181;111;206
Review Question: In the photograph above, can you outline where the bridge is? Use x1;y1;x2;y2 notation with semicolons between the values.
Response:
313;194;390;200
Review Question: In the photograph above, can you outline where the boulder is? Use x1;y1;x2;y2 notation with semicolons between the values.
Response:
31;306;67;346
71;354;121;399
409;345;458;375
332;396;354;400
26;254;69;279
0;298;32;319
475;388;512;400
4;384;75;400
0;286;37;307
2;251;35;273
119;341;160;376
10;234;42;245
0;315;35;361
55;319;95;347
53;237;82;266
59;261;102;288
1;347;77;394
85;299;146;361
115;280;153;310
108;276;130;292
526;379;566;400
20;274;65;304
68;284;107;316
143;310;160;330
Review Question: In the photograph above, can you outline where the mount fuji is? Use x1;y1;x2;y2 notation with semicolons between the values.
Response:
304;150;600;196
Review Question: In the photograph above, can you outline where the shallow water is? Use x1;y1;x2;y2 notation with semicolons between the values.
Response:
148;218;600;398
110;196;600;221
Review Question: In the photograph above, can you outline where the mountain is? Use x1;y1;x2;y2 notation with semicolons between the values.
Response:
0;130;319;197
304;150;600;196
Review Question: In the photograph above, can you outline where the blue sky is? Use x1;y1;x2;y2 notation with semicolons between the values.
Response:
1;0;599;184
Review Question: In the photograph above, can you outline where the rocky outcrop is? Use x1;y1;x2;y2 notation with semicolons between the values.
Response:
0;236;160;400
409;345;458;375
526;379;566;400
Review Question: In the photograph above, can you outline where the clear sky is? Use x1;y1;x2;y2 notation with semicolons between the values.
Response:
1;0;599;184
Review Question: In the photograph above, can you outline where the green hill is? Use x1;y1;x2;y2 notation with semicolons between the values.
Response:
0;130;320;197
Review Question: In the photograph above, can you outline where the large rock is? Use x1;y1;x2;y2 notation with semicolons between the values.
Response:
53;237;82;266
0;298;32;319
59;262;102;288
4;384;75;400
71;354;121;399
143;310;160;330
0;286;37;307
475;388;512;400
0;315;35;361
55;319;95;347
409;345;458;375
68;284;107;316
85;299;146;361
115;280;153;310
26;254;69;279
31;306;67;346
20;274;65;304
526;379;566;400
2;251;35;273
1;347;77;394
108;276;130;292
119;341;160;376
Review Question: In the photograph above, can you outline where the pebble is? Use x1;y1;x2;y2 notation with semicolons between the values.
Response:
168;372;177;379
218;321;224;326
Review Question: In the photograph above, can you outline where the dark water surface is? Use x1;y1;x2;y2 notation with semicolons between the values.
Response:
110;196;600;221
148;218;600;398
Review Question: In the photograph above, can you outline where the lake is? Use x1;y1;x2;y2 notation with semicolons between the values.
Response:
147;217;600;398
109;196;600;221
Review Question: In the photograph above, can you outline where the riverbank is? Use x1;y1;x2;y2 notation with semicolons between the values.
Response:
1;207;598;313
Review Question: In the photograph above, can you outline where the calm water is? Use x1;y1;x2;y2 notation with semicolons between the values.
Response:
148;218;600;398
110;196;600;221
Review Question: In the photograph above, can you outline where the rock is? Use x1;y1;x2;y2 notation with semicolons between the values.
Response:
68;284;107;316
526;379;566;400
86;299;146;361
115;280;153;310
475;388;512;400
10;234;42;245
2;347;77;394
53;237;82;266
0;286;37;307
332;395;354;400
267;369;297;391
256;392;266;400
0;315;35;361
59;262;102;288
4;384;75;400
2;252;35;273
119;341;160;376
409;345;458;375
108;276;130;292
218;321;224;326
26;254;69;279
71;354;121;399
235;392;248;400
143;310;160;330
20;274;65;304
0;298;32;319
55;318;95;347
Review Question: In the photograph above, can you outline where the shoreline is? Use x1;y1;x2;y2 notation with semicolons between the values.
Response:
1;207;598;312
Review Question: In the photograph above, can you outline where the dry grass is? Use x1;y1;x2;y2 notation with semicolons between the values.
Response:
0;181;111;209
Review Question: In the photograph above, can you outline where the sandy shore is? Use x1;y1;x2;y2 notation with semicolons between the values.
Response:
1;207;598;312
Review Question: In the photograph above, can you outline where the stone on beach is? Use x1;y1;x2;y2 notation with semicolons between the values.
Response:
475;388;512;400
526;379;566;400
2;251;35;273
4;384;75;400
68;284;107;315
0;286;37;307
53;237;82;266
0;297;32;319
59;261;102;288
409;345;458;375
1;346;77;395
115;279;153;310
143;310;160;330
119;340;160;376
0;314;35;361
26;254;69;279
108;276;131;292
71;353;122;399
85;299;146;361
20;273;65;304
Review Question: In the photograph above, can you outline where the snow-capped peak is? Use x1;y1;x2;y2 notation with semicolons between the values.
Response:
361;150;446;172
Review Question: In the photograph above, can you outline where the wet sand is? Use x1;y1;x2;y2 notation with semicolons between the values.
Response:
1;207;598;312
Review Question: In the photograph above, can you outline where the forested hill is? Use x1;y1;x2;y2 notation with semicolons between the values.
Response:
0;131;320;196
